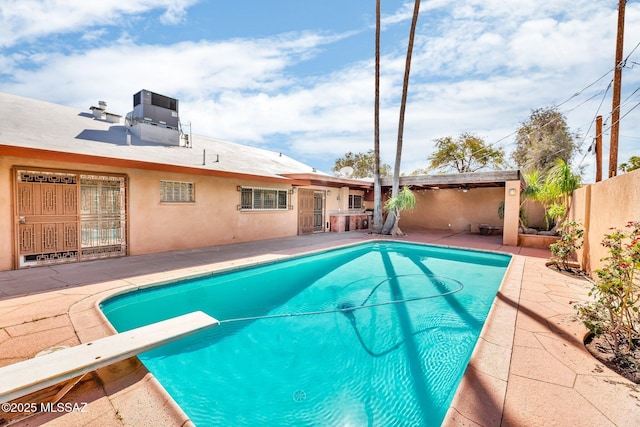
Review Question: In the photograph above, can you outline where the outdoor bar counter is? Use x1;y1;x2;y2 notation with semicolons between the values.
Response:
329;212;372;232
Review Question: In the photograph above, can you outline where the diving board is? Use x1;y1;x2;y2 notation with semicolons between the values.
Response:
0;311;219;404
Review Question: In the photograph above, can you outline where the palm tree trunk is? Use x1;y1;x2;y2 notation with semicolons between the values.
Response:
390;208;404;236
382;0;421;234
373;0;383;232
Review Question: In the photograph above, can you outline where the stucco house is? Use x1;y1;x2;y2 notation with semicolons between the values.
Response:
0;90;523;272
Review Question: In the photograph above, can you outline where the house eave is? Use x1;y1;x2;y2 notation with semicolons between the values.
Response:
0;145;310;186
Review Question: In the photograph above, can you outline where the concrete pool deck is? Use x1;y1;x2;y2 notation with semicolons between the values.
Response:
1;230;638;426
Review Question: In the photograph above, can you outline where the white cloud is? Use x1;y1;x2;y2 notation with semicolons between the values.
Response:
1;0;639;182
159;1;192;25
81;29;109;43
1;31;342;109
0;0;199;47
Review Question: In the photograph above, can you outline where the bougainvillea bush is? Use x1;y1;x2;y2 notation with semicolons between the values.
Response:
550;221;584;271
576;221;640;352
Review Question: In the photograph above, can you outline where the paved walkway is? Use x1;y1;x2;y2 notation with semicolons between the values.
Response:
0;230;638;426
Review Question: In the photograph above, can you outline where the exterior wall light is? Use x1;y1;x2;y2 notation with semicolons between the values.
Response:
508;188;517;196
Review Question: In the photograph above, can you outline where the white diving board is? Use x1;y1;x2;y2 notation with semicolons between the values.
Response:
0;311;219;404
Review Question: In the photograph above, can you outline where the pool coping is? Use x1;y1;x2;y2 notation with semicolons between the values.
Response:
443;251;523;425
2;231;638;426
73;238;517;426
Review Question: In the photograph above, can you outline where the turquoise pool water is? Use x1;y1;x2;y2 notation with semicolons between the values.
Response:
101;241;511;426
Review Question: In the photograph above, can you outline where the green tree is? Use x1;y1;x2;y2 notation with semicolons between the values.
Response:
409;168;430;176
427;132;506;173
619;156;640;173
384;186;416;236
381;0;421;235
332;150;391;178
512;107;579;175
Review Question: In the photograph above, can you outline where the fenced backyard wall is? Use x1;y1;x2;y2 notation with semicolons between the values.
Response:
570;168;640;275
399;187;504;232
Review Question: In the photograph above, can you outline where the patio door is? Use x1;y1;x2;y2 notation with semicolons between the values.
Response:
298;189;315;234
298;190;325;234
313;192;324;232
79;174;127;260
14;168;127;268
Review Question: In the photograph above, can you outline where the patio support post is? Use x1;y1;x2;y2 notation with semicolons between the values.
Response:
503;181;520;246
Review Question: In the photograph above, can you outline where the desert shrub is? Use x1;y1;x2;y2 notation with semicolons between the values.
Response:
576;221;640;351
550;221;584;270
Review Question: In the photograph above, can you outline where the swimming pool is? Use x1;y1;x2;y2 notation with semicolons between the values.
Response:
101;241;511;426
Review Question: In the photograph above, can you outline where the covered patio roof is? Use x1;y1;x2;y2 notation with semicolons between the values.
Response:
284;170;525;191
281;173;373;190
383;170;525;190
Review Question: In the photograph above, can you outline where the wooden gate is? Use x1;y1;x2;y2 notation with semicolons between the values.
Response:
14;169;127;268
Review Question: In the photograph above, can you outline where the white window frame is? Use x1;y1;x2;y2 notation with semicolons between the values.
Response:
349;194;363;210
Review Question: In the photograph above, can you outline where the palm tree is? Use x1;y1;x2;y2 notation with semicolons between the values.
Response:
521;171;560;231
382;0;421;234
384;186;417;236
546;158;581;228
521;160;581;233
373;0;383;232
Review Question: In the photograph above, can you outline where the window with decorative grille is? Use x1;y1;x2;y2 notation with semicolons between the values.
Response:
240;187;288;210
160;180;194;203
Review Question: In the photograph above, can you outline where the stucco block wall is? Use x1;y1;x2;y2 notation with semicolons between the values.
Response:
571;169;640;274
0;156;301;270
0;157;15;271
0;156;132;270
521;200;546;229
127;170;298;255
400;187;504;232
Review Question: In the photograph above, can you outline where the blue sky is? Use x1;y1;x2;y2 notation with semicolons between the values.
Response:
1;1;639;182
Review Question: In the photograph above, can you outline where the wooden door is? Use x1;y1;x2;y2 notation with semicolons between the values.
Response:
298;189;315;234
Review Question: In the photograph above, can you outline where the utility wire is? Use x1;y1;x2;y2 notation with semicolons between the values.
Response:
422;36;640;175
470;34;640;169
430;69;617;173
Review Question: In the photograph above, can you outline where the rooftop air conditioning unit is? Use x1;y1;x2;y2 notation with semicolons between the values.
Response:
132;89;179;129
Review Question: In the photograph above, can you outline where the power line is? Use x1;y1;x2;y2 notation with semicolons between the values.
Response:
443;70;619;171
421;33;640;175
